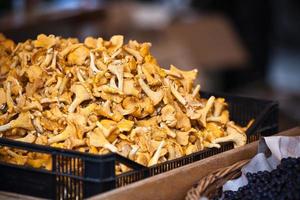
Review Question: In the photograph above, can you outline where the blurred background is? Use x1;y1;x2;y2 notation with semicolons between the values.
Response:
0;0;299;130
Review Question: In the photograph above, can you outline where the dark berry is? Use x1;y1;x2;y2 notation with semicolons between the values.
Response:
221;157;300;200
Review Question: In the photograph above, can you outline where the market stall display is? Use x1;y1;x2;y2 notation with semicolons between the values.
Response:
0;33;252;171
186;135;300;200
0;33;278;199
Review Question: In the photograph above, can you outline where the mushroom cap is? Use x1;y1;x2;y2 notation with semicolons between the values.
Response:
34;34;57;49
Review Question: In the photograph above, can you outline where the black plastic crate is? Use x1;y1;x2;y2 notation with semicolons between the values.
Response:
0;139;146;199
0;92;278;199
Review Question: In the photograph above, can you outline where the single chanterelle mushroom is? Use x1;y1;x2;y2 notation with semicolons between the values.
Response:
207;110;229;124
213;98;227;117
169;65;198;93
108;61;124;91
212;122;247;148
0;33;252;174
40;48;53;69
138;78;163;105
0;112;34;131
96;120;117;138
89;51;101;74
89;127;118;152
68;83;91;113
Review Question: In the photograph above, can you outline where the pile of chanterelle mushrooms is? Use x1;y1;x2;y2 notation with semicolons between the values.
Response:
0;33;253;174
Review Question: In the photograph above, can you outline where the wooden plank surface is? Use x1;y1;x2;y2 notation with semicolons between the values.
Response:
0;191;42;200
1;127;299;200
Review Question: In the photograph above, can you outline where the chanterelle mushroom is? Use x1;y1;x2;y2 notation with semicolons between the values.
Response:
138;78;163;105
161;105;177;128
0;112;34;131
212;122;247;148
68;83;91;113
0;33;252;174
169;65;198;93
89;51;101;74
190;96;215;128
108;61;124;91
48;123;75;144
89;127;118;152
213;98;227;117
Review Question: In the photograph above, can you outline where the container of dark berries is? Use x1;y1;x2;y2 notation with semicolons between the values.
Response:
186;135;300;200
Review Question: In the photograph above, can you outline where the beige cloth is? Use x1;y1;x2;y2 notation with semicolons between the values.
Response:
222;136;300;192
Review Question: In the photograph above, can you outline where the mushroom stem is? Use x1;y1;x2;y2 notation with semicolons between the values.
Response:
148;140;165;166
104;144;118;153
213;98;226;117
211;121;246;148
192;84;201;98
204;141;221;148
58;74;69;95
168;80;187;106
40;48;53;69
212;128;246;148
54;77;63;91
108;62;124;91
48;131;69;144
76;69;86;83
198;96;215;127
68;99;81;113
49;50;58;70
89;51;101;74
128;145;139;160
0;123;11;132
100;85;123;95
14;133;36;143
